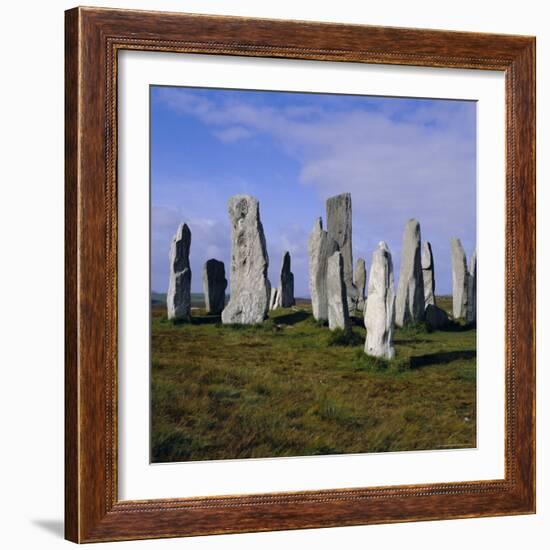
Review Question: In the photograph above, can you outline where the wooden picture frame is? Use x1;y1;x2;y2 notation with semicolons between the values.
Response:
65;6;536;543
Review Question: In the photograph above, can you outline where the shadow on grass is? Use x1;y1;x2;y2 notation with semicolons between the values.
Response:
438;321;476;332
273;310;310;325
409;349;476;369
328;328;364;347
190;314;222;325
350;315;365;328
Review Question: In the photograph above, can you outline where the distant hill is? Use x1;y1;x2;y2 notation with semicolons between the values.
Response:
151;292;166;305
190;293;206;308
151;292;205;308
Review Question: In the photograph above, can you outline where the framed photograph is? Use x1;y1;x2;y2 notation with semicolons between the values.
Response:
65;7;535;543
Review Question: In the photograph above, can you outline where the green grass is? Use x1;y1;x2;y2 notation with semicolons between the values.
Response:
151;299;476;462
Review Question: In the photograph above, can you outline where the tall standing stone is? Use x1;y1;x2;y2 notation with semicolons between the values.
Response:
202;259;227;315
308;217;338;321
269;287;279;310
451;238;469;319
326;193;358;310
278;251;295;308
221;195;270;325
421;241;436;307
326;251;350;331
364;242;395;359
354;258;367;310
466;249;477;323
167;223;192;321
395;219;425;327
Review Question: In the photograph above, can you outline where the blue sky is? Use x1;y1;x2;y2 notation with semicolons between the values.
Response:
151;86;476;297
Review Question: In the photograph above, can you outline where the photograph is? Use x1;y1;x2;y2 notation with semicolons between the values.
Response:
41;1;538;544
149;85;478;463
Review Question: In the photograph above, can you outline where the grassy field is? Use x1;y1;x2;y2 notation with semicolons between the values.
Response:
151;296;476;463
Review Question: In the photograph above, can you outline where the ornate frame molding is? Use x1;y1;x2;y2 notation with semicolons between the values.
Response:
65;7;535;542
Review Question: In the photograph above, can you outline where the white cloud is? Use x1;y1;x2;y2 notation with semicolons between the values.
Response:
213;126;253;143
154;89;476;295
151;205;232;294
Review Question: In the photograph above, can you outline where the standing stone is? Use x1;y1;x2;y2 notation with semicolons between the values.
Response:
421;241;436;307
466;249;477;323
326;193;358;310
308;217;338;321
451;239;468;319
354;258;367;311
326;251;350;331
425;304;450;330
167;223;192;321
269;287;279;310
202;259;227;315
451;238;469;319
278;251;295;308
364;242;395;359
395;219;425;327
221;195;270;325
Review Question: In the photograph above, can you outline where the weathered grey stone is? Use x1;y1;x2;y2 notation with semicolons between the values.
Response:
326;251;350;331
202;259;227;315
326;193;358;310
269;287;279;310
278;251;295;308
167;223;192;321
425;304;450;329
395;219;425;327
308;217;338;321
364;242;395;359
421;241;436;307
466;249;477;323
354;258;367;310
221;195;270;325
451;238;469;319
